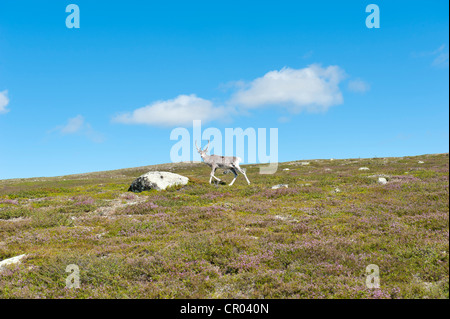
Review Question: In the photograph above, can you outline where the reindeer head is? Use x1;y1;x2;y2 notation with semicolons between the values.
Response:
195;140;210;158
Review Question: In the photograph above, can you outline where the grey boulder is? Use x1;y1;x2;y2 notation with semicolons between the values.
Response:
0;254;27;272
128;171;189;192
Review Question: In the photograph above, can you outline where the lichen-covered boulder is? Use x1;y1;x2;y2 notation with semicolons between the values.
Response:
0;254;27;272
128;171;189;192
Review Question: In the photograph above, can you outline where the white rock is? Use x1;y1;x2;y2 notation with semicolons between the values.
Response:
283;168;290;171
359;167;370;171
334;188;341;193
128;171;189;192
418;161;424;164
300;162;310;166
368;174;390;179
272;184;288;189
378;177;388;185
330;158;334;161
0;254;27;272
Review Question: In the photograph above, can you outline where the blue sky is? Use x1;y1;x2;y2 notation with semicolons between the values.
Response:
0;0;448;179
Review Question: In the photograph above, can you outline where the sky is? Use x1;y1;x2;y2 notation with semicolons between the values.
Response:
0;0;448;179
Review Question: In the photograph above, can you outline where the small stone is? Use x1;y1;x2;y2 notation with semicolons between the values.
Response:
300;162;310;166
368;174;390;179
378;177;388;185
222;202;233;208
283;168;290;171
272;184;288;189
334;188;341;193
418;161;424;164
359;167;370;171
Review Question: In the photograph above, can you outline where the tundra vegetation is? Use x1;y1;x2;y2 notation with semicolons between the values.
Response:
0;154;448;298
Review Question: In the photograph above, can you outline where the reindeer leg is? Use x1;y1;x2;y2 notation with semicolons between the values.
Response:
235;164;250;185
210;166;221;183
229;168;238;186
209;166;214;184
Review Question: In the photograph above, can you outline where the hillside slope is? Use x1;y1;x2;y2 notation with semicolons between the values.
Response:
0;154;448;298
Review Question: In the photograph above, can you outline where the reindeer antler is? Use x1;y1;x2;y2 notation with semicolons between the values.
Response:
204;139;210;152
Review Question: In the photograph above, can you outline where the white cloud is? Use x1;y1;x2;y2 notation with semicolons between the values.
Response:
429;45;449;68
432;52;449;68
412;44;449;68
348;79;370;93
55;115;104;143
230;65;345;113
115;65;355;126
60;115;85;134
0;90;10;114
114;94;228;126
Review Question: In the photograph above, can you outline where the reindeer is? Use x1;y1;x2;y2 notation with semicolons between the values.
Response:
195;140;250;186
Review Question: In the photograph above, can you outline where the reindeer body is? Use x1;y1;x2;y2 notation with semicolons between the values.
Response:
196;141;250;186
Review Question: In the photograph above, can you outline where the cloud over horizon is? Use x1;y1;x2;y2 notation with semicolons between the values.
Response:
0;90;10;114
230;65;346;113
114;64;351;127
114;94;228;127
